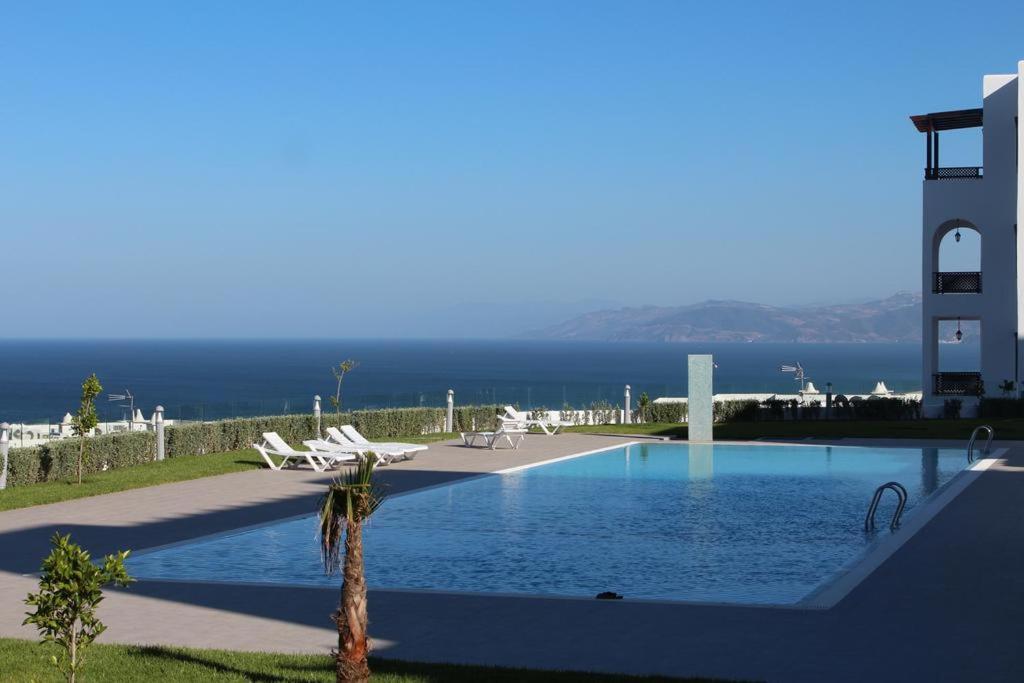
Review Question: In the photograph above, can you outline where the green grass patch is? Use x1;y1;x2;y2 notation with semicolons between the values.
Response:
0;450;264;513
0;638;712;682
566;418;1024;440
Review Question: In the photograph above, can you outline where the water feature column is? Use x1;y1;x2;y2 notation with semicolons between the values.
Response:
688;355;713;442
623;385;632;424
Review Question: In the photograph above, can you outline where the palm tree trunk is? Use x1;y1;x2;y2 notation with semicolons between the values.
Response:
77;437;84;485
334;518;370;683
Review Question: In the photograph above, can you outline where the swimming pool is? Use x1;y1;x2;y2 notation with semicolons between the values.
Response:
129;443;970;605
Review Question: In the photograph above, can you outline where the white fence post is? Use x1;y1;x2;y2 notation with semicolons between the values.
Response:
0;423;9;490
445;389;454;432
624;385;632;424
155;406;165;461
313;395;322;436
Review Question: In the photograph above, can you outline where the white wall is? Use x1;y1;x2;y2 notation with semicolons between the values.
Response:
921;71;1019;416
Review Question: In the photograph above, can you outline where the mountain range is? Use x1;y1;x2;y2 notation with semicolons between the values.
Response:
523;292;922;343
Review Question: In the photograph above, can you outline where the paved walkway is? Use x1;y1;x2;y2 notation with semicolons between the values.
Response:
2;434;1023;682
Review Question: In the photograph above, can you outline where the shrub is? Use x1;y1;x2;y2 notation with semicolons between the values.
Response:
979;397;1024;418
943;399;963;419
851;397;920;421
646;402;687;423
760;398;786;421
5;432;155;488
802;400;822;420
24;533;133;683
453;405;500;432
589;400;617;425
713;400;759;423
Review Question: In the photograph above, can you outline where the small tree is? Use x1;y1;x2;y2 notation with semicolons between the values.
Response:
998;379;1016;397
71;374;103;485
319;458;385;682
24;533;133;683
329;360;359;415
637;392;651;423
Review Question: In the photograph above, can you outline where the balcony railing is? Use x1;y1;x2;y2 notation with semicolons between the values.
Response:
933;372;984;396
925;166;982;180
933;271;982;294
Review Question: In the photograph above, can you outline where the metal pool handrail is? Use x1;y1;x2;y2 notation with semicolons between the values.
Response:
864;482;908;532
967;425;994;463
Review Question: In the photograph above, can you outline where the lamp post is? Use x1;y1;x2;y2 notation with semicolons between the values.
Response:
313;395;322;437
0;422;9;490
445;390;454;432
154;407;165;461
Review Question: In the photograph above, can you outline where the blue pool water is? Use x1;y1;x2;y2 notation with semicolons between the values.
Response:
130;443;966;605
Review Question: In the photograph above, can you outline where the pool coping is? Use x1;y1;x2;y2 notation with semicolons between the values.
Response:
125;441;1001;612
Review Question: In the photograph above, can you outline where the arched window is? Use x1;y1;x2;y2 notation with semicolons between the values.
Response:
933;219;981;293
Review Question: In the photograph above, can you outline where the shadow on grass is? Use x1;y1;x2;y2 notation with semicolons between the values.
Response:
137;644;329;682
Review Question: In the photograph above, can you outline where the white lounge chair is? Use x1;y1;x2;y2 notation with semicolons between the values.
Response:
460;426;527;450
337;425;428;460
502;406;570;436
254;432;329;472
316;428;409;466
300;440;363;468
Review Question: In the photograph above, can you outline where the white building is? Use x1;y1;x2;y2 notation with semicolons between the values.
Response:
915;61;1023;417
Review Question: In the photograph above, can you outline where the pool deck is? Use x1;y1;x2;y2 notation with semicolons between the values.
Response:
2;433;1023;682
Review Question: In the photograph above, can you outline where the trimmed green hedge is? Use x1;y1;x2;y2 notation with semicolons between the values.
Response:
163;406;501;457
643;402;687;423
979;397;1024;418
714;400;759;422
6;432;155;488
3;405;501;488
846;397;920;420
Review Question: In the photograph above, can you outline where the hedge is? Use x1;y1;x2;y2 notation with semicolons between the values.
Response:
164;406;501;457
713;400;759;422
643;402;687;423
978;397;1024;418
3;405;502;488
6;432;155;488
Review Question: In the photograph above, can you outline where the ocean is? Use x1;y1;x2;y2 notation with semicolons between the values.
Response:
0;339;948;424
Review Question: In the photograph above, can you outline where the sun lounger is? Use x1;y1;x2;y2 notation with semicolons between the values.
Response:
300;440;363;468
502;406;570;435
336;425;428;460
310;432;402;466
253;432;329;472
460;426;527;450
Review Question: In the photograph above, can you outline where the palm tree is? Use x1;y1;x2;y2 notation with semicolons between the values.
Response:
318;458;385;683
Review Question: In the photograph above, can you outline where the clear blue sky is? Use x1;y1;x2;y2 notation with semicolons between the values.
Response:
3;1;1022;337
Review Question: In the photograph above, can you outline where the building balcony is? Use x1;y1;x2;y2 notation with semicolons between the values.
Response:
933;271;982;294
933;372;984;396
924;166;983;180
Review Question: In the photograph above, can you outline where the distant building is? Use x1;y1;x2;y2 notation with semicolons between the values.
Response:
912;61;1023;417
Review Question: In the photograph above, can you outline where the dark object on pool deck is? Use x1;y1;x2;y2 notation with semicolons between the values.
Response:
596;591;623;600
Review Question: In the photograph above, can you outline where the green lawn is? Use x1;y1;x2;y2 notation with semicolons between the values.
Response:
0;449;265;513
566;417;1024;441
0;638;713;682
